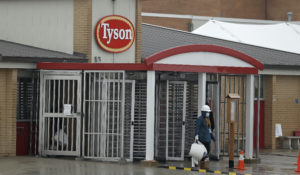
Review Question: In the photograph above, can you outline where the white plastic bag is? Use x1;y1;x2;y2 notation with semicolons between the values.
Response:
189;141;207;162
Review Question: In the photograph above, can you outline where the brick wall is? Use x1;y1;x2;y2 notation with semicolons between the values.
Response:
142;0;266;31
267;0;300;21
142;17;192;31
264;75;274;148
74;0;92;62
135;0;142;63
0;69;17;156
142;0;300;31
264;75;300;149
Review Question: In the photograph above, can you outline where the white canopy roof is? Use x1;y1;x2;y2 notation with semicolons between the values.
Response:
192;20;300;54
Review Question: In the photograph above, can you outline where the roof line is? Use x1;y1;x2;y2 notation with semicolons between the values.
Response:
142;12;300;24
142;23;300;56
0;39;85;59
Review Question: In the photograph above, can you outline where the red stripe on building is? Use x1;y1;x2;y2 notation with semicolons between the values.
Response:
37;62;150;71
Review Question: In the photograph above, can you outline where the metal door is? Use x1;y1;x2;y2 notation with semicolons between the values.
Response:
39;71;82;156
166;81;186;160
83;71;125;161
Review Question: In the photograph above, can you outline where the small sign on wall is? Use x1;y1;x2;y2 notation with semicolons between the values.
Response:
95;15;135;53
63;104;72;116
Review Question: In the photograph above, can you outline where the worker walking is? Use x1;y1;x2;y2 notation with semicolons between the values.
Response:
194;104;215;169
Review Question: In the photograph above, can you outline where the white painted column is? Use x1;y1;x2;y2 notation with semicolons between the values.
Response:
245;74;254;159
198;73;206;116
145;71;156;160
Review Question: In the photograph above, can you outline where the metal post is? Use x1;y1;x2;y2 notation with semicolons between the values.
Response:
256;75;261;159
229;122;235;168
246;75;254;159
145;71;156;160
198;73;206;116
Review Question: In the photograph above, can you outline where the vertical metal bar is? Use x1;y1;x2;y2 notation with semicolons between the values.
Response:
48;80;51;113
57;116;60;151
242;76;246;149
182;82;187;160
236;77;241;155
36;71;40;155
82;72;86;157
172;83;175;158
38;72;41;155
53;80;56;113
112;73;115;157
87;73;91;157
165;80;169;160
92;72;96;157
58;80;61;114
130;81;135;161
72;80;75;113
77;73;82;156
117;72;120;158
46;118;50;150
227;77;231;154
216;74;221;159
62;80;65;112
223;76;227;156
121;72;125;159
107;72;111;158
97;73;101;158
61;117;64;151
256;75;261;159
38;72;44;156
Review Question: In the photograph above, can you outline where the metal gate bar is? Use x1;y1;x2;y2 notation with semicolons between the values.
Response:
83;71;125;161
166;81;186;161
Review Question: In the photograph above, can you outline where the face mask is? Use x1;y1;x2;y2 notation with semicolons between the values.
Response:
205;112;210;118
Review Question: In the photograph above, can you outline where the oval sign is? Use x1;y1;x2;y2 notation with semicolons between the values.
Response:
95;15;135;53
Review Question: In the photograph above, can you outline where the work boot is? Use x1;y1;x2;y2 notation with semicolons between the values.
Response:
199;159;209;169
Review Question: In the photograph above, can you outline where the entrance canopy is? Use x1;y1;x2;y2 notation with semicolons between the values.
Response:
38;44;263;75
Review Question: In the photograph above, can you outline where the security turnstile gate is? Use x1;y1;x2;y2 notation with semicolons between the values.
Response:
166;81;186;160
83;71;129;161
39;71;82;156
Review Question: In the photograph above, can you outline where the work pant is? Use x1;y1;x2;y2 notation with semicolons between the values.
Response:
201;141;210;161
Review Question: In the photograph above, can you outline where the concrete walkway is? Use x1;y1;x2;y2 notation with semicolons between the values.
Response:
0;150;299;175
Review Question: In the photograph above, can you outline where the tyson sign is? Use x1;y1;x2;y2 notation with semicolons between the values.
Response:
95;15;135;53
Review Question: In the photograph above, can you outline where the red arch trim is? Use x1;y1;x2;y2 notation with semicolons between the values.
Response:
144;44;264;70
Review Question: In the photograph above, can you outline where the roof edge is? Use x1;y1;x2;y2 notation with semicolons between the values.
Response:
144;44;264;70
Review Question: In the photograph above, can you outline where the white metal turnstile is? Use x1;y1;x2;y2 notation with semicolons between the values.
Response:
39;71;82;156
83;71;129;161
166;81;186;161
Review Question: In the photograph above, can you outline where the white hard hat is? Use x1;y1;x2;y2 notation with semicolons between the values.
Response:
201;105;211;112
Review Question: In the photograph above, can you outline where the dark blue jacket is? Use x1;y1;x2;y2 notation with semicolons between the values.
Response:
195;114;211;143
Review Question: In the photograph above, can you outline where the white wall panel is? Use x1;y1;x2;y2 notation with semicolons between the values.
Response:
156;52;254;68
92;0;136;63
0;0;74;54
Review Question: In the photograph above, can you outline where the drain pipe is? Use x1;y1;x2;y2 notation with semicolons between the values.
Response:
256;75;261;159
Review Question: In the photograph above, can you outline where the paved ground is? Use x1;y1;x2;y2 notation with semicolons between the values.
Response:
0;150;299;175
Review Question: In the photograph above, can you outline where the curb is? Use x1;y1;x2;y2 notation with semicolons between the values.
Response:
157;165;252;175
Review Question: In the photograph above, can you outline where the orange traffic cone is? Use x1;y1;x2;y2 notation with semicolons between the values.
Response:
295;152;300;165
296;160;300;172
234;150;248;170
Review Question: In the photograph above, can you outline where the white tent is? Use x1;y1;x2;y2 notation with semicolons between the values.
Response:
192;20;300;54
